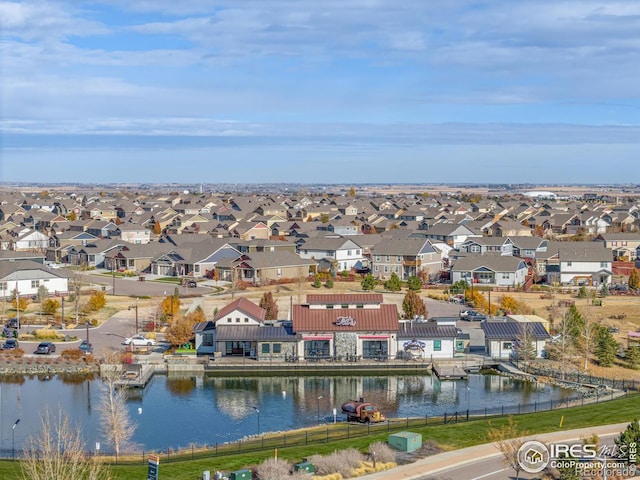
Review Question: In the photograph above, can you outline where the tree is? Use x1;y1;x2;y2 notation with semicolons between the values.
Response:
21;408;113;480
42;298;60;316
402;291;426;319
313;276;322;288
487;416;528;480
319;213;330;223
406;275;422;292
566;302;597;371
153;220;162;235
361;273;377;291
259;291;279;320
599;282;609;297
348;186;356;197
12;290;29;312
67;210;77;221
160;294;181;320
501;295;520;314
626;346;640;370
514;324;537;363
629;269;640;290
37;284;49;308
87;290;107;312
165;310;202;346
615;418;640;463
594;325;618;367
98;353;137;458
384;273;402;292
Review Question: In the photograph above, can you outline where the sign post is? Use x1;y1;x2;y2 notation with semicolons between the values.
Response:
148;454;160;480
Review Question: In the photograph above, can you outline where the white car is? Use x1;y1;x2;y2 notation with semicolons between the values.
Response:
122;335;156;347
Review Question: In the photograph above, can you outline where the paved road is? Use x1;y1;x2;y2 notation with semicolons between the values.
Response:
79;271;214;297
363;423;631;480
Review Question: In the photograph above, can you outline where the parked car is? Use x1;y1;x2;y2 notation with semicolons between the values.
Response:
607;326;620;334
6;317;18;329
182;278;197;288
123;335;156;347
35;342;56;354
79;340;93;354
460;310;486;321
2;338;19;350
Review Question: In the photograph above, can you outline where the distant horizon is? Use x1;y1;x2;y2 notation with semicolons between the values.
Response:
1;2;640;183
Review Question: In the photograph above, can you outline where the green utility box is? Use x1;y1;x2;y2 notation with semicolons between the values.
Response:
230;469;252;480
294;461;315;473
388;432;422;452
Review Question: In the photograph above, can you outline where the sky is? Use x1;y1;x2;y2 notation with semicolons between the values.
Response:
1;0;640;185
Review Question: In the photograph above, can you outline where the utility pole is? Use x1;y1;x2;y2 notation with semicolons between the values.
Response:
61;296;65;329
129;298;139;333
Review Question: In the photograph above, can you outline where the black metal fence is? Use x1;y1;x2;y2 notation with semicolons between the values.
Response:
4;389;623;464
521;364;639;391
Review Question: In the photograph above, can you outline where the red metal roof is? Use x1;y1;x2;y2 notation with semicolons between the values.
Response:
214;297;266;322
292;304;398;332
305;293;384;305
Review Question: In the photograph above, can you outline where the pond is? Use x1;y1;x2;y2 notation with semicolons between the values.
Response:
0;372;575;455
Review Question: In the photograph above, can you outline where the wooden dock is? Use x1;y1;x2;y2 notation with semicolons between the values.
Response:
432;362;468;380
115;364;156;388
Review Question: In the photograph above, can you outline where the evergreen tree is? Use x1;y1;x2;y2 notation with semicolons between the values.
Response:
406;275;422;292
599;282;609;297
402;291;426;319
384;273;402;292
259;291;279;320
625;346;640;370
361;273;377;291
615;419;640;462
325;277;334;289
313;277;322;288
594;325;618;367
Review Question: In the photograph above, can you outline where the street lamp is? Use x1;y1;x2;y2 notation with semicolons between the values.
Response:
252;407;260;436
128;298;139;334
111;261;116;296
86;320;90;344
12;418;20;460
317;395;323;425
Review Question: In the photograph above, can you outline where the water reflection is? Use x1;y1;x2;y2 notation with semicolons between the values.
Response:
0;373;574;453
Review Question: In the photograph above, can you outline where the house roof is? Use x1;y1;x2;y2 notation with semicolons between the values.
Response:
292;304;398;332
451;254;527;273
481;321;550;340
397;324;458;339
214;325;295;341
371;238;435;255
213;297;266;322
306;293;383;305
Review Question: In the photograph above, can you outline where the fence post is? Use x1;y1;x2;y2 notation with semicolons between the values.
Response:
425;414;428;425
444;413;447;424
466;409;469;421
192;445;194;460
485;407;487;418
534;402;537;413
306;431;308;445
368;423;370;435
501;405;504;416
347;424;350;439
327;428;329;443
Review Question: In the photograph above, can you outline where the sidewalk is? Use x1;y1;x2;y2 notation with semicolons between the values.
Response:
362;423;630;479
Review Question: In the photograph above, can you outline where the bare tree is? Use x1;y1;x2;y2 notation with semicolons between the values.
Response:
487;416;528;480
515;323;537;364
20;408;113;480
97;353;137;457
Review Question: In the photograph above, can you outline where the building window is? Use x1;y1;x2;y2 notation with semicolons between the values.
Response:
503;342;513;350
244;318;249;323
502;273;510;279
600;262;607;268
348;250;352;256
341;304;348;308
262;344;271;354
326;304;334;309
433;340;442;351
384;266;388;273
203;334;214;347
356;250;361;255
31;280;40;288
567;261;572;266
356;304;364;309
386;255;390;262
235;317;240;323
227;318;232;323
375;255;380;262
362;340;388;359
273;343;281;353
0;282;7;291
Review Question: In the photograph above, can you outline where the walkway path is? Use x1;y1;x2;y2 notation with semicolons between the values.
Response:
362;422;630;480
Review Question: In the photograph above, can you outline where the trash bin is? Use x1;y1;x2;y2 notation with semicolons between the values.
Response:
230;469;251;480
294;462;315;473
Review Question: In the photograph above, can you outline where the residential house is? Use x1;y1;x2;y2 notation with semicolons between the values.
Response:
297;236;364;274
419;223;480;249
370;237;441;281
538;242;613;287
150;239;240;277
0;260;70;299
220;251;315;285
595;233;640;261
117;224;151;244
450;254;529;287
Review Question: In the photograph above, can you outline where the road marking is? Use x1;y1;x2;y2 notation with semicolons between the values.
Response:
470;468;508;480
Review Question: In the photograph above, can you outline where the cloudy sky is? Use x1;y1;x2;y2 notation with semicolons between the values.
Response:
1;1;639;184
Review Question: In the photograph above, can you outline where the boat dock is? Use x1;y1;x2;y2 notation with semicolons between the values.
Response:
432;362;468;380
115;364;157;388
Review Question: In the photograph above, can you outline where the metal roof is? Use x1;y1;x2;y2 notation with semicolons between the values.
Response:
292;304;398;332
214;325;296;341
481;321;550;340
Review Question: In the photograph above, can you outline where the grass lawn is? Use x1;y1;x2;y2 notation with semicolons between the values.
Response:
2;394;636;480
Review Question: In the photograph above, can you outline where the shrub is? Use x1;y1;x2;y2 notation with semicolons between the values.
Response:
87;290;107;312
309;448;364;478
368;441;396;463
325;278;334;289
34;328;61;340
0;348;24;358
42;298;60;315
254;458;292;479
313;277;322;288
61;349;83;360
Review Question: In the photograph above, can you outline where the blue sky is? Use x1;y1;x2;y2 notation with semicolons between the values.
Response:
1;1;639;184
